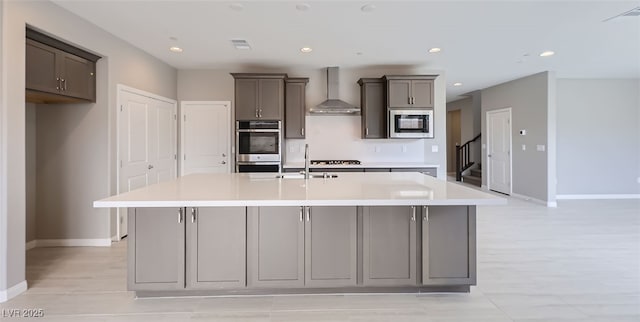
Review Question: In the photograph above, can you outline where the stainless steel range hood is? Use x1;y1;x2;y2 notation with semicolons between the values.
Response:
310;67;360;115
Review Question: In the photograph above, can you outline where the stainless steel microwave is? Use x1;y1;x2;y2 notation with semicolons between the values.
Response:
388;109;434;138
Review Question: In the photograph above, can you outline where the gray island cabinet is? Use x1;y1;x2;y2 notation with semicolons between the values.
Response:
95;173;504;296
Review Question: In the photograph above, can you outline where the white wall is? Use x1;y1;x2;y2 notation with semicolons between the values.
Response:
481;72;557;204
0;0;176;299
557;79;640;195
25;104;36;243
178;66;447;178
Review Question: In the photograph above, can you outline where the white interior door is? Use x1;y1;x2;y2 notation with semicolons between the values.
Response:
118;86;177;239
181;101;231;175
487;108;512;195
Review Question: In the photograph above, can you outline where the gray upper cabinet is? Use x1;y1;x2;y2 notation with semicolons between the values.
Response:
358;78;386;139
186;207;246;289
232;73;286;120
247;206;305;288
422;206;476;286
128;207;185;291
385;76;436;108
362;206;417;286
285;78;308;139
26;31;99;103
305;206;357;287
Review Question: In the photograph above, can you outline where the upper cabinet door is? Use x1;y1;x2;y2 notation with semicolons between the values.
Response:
257;78;284;120
285;79;307;139
387;80;413;108
360;80;386;139
59;52;95;101
26;40;60;95
411;79;434;108
235;79;259;120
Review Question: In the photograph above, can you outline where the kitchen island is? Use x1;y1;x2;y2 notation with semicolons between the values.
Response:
94;172;505;297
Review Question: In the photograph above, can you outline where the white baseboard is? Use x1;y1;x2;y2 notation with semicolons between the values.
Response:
33;239;112;247
25;240;37;251
556;194;640;200
0;280;27;303
510;193;557;207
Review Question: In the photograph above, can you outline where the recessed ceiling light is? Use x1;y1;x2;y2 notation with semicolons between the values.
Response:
300;47;312;53
453;82;463;87
229;3;244;11
169;36;178;41
539;50;555;57
361;4;376;12
169;46;183;53
428;48;441;53
296;3;310;11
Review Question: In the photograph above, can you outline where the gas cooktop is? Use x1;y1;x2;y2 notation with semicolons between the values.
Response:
310;160;361;165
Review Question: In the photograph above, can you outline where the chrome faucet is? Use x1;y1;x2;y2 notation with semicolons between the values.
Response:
304;144;310;179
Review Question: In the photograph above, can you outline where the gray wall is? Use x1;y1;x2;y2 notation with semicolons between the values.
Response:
26;104;36;243
446;98;471;172
178;67;448;178
481;72;556;203
557;79;640;195
0;0;6;293
1;0;177;295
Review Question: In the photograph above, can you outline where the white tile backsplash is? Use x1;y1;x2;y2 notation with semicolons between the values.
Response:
285;115;425;163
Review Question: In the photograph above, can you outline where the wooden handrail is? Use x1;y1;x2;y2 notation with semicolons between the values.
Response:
455;134;481;181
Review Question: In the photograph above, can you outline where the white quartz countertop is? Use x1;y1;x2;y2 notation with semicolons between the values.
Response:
94;173;505;208
282;162;440;169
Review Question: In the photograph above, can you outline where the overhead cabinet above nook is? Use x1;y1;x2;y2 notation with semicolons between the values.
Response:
384;75;436;108
285;77;309;139
231;73;286;120
26;28;100;103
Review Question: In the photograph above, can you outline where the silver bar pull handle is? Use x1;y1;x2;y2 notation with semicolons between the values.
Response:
301;127;304;136
423;206;428;221
365;128;369;136
255;108;258;118
299;206;304;222
411;206;416;221
178;208;183;223
306;207;311;222
191;207;196;223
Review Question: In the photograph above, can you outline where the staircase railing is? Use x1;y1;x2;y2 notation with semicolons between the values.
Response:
456;133;481;181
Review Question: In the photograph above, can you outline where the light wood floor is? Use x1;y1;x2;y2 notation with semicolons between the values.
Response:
2;198;639;321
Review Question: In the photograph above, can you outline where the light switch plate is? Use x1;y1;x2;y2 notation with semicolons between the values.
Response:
431;145;438;152
522;144;526;151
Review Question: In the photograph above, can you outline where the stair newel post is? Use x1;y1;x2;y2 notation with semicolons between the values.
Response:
455;143;462;181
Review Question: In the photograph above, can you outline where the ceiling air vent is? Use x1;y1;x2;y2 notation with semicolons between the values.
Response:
231;39;251;50
603;6;640;21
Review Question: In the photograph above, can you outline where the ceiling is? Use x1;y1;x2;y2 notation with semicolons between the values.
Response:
52;0;640;101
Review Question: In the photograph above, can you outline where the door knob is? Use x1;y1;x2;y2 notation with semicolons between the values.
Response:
148;164;154;169
221;161;226;165
222;153;226;157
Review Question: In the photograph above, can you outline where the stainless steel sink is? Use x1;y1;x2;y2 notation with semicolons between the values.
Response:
275;173;338;179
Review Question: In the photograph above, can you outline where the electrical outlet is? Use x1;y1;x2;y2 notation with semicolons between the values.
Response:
522;144;526;151
431;145;438;153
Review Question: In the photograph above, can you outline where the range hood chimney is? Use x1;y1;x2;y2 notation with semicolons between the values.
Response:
310;67;360;115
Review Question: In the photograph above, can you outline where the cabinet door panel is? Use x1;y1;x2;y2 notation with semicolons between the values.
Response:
387;80;412;108
305;206;357;287
363;206;416;286
285;81;306;138
422;206;476;285
235;79;258;120
128;207;184;291
187;207;246;289
60;53;95;101
26;40;60;95
362;82;386;138
248;207;304;287
258;79;284;120
411;80;433;107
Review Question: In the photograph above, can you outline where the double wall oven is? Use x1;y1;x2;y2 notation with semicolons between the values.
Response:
236;120;282;172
